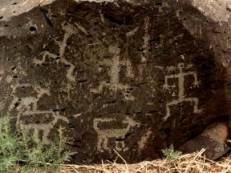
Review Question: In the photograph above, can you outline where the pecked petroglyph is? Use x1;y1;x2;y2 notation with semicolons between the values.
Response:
9;83;50;113
58;22;77;82
163;63;202;121
33;51;58;65
126;27;139;37
32;22;78;100
141;16;150;63
0;0;226;162
0;68;4;82
93;116;140;152
138;129;152;151
137;17;150;80
91;44;135;100
19;110;69;144
9;83;70;143
33;22;77;83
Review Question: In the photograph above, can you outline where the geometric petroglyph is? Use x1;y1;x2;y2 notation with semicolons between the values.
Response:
163;63;202;121
91;44;135;100
93;116;140;152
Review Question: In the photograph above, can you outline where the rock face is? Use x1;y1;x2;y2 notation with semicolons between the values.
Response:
0;0;227;163
175;0;231;115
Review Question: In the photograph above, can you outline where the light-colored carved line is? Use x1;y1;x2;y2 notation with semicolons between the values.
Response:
58;23;77;83
93;117;140;152
19;110;69;144
163;63;202;121
91;44;135;101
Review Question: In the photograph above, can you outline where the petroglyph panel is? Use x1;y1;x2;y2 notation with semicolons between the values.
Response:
0;0;226;163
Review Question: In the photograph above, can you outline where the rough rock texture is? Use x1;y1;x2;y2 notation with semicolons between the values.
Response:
176;0;231;115
180;122;230;160
0;0;227;163
0;0;147;21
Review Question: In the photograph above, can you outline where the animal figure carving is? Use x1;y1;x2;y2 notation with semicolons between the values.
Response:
19;110;69;144
93;116;140;152
9;83;69;144
9;83;50;112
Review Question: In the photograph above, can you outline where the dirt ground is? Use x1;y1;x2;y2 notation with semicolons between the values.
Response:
59;150;231;173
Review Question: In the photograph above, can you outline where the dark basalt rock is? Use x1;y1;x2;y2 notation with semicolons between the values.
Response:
0;0;227;163
176;0;231;158
175;0;231;114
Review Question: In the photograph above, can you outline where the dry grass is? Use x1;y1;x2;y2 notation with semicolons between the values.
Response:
59;149;231;173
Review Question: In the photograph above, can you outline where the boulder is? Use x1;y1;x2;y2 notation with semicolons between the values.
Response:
180;122;230;160
175;0;231;157
0;0;227;163
176;0;231;114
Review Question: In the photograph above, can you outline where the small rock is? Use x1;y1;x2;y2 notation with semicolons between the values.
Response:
179;122;230;160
